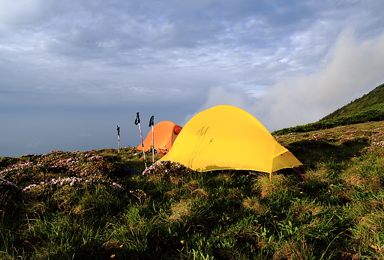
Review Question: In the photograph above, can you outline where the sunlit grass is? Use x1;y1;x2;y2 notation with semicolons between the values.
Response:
1;120;384;259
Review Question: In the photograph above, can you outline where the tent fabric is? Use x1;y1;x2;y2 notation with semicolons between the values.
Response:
136;121;182;154
159;105;302;174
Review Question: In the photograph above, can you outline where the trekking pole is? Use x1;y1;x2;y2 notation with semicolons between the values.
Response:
134;112;147;168
117;125;120;151
149;115;155;163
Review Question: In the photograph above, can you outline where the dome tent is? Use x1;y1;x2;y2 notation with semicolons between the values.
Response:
136;121;182;154
159;105;302;178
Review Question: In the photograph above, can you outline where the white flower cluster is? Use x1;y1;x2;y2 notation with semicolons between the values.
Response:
0;161;34;175
141;160;187;175
112;182;124;189
371;132;383;142
0;178;15;187
141;160;169;175
0;151;124;194
310;133;325;141
22;177;84;192
372;141;384;148
87;155;103;161
21;176;124;192
340;134;355;141
22;184;37;191
54;177;83;186
50;157;79;169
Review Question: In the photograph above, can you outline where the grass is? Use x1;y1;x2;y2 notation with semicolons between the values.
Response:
1;121;384;259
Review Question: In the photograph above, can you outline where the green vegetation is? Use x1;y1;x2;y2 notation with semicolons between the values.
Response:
1;120;384;259
2;85;384;259
273;83;384;135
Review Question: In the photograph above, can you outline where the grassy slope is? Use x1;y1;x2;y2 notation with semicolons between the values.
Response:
273;83;384;136
321;83;384;120
1;120;384;259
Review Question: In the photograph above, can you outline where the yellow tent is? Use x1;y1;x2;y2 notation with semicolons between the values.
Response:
159;105;302;177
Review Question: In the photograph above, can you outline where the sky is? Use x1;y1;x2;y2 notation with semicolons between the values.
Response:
1;0;384;157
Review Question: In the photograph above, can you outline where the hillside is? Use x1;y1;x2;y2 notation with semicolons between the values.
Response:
321;83;384;121
1;120;384;259
273;83;384;135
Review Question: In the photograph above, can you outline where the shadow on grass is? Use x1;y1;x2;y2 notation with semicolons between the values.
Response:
283;138;372;207
288;138;370;172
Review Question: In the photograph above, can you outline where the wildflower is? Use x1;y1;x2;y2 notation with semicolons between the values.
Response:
22;184;37;192
370;245;378;250
3;180;15;187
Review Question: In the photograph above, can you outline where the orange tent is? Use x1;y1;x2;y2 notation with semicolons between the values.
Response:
136;121;182;154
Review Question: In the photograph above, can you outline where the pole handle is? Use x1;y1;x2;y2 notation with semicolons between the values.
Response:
134;112;140;125
149;115;154;127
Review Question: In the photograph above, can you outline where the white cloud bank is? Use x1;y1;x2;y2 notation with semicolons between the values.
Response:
194;29;384;131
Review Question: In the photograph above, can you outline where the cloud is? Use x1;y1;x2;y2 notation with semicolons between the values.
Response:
27;141;41;148
256;29;384;130
1;0;384;156
183;86;254;124
0;0;55;28
195;29;384;131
